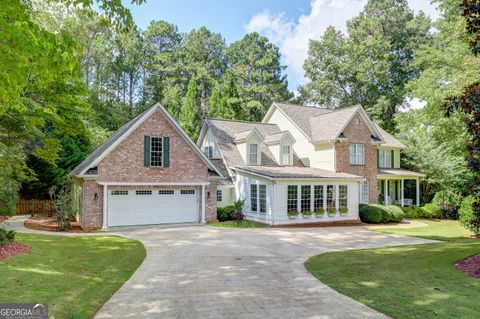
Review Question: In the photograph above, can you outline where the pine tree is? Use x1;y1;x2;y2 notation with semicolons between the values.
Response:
180;77;203;141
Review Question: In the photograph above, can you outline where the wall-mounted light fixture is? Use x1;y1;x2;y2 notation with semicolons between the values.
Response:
207;192;211;199
94;193;98;201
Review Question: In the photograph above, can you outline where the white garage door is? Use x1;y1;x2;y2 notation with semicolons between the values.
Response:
107;189;198;227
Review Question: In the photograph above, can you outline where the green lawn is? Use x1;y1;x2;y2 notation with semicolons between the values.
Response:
305;220;480;319
208;220;269;228
0;233;145;319
373;219;474;241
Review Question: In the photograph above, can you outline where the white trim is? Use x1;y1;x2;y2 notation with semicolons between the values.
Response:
80;103;223;177
98;181;210;186
102;185;108;230
201;185;206;223
231;167;363;182
416;177;420;206
401;179;405;207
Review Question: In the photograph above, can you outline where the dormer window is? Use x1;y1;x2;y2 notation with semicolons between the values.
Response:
248;143;259;165
281;145;292;166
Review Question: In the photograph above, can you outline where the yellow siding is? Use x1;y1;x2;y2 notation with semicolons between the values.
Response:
266;108;335;170
217;186;234;207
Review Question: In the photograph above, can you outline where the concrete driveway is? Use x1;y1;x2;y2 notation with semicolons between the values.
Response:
95;225;435;319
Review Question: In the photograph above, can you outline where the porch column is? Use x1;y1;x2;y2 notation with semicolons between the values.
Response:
102;184;108;230
201;184;206;223
416;177;420;207
401;179;405;207
384;179;388;205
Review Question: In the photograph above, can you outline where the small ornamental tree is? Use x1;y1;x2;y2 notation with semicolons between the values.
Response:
444;0;480;235
49;179;78;231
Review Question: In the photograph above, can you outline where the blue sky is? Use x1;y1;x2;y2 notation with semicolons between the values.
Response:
126;0;440;91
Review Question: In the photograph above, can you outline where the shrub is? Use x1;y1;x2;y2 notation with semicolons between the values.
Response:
288;211;299;216
339;207;349;215
303;211;313;216
359;205;383;223
433;190;462;219
387;205;404;222
402;205;431;219
0;229;15;246
217;200;245;221
49;180;78;231
217;205;236;221
459;195;480;235
315;208;325;215
423;203;441;218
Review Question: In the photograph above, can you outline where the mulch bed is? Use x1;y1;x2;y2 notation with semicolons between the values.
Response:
0;242;31;260
24;216;83;232
455;254;480;280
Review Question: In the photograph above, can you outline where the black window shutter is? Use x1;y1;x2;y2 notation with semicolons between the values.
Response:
377;149;380;167
391;150;394;168
144;136;150;167
163;137;170;167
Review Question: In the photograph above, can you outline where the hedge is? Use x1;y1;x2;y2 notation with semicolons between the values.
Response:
422;203;441;218
359;204;404;224
401;205;431;219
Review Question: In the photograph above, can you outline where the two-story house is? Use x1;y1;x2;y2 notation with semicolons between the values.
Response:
198;102;424;225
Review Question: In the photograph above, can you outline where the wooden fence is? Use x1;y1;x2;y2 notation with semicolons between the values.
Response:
16;199;54;216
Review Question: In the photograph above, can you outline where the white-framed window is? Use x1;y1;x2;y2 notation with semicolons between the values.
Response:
301;185;311;212
159;190;174;195
111;190;128;195
326;185;336;209
287;185;298;213
150;137;163;167
136;190;152;195
216;189;222;202
378;149;392;168
204;146;213;158
359;180;369;204
314;185;324;211
280;145;292;166
180;190;195;195
259;185;267;214
250;184;258;212
349;144;365;165
248;143;259;165
339;185;348;209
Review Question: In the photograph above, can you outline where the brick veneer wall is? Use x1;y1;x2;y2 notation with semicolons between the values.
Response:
82;109;217;229
335;113;378;203
82;179;103;229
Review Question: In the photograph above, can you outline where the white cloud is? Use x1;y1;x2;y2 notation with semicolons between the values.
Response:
246;0;440;90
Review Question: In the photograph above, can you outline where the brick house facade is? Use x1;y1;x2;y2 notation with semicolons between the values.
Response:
71;103;222;229
335;115;378;203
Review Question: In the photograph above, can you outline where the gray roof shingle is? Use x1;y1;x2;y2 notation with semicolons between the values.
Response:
232;166;362;179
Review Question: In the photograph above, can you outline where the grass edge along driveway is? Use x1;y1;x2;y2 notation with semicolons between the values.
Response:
304;220;480;319
0;233;145;319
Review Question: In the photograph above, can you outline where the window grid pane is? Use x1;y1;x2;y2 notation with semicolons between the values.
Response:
350;144;365;165
339;185;348;208
216;190;222;202
112;190;128;195
259;185;266;213
180;190;195;195
287;185;298;213
281;145;291;165
136;190;152;195
250;184;258;212
159;190;174;195
314;185;323;211
150;137;163;167
327;185;335;209
301;185;311;212
249;144;258;164
360;181;369;204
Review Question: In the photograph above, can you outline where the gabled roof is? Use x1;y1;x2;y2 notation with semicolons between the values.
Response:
201;118;305;176
263;102;403;146
70;103;223;178
263;130;295;145
233;128;262;143
374;124;406;149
